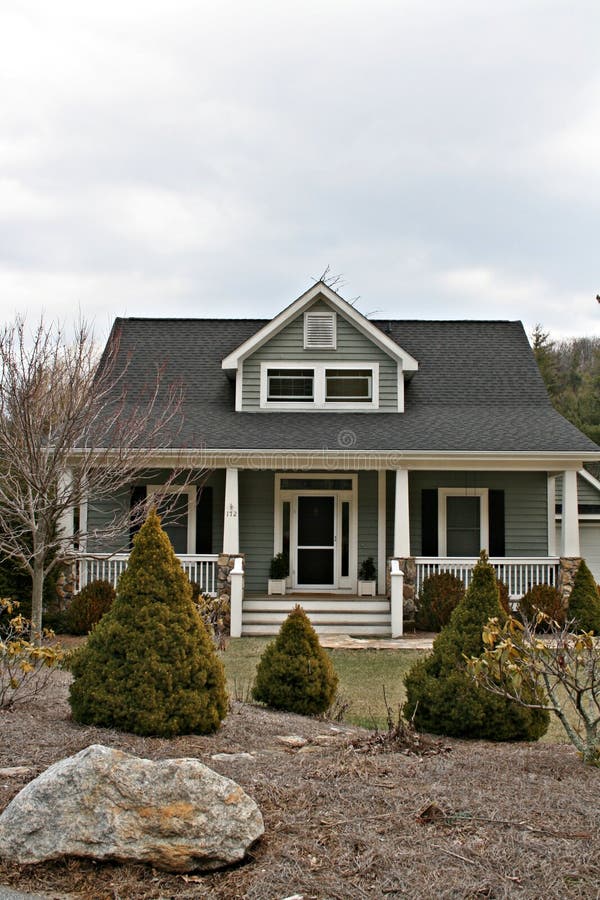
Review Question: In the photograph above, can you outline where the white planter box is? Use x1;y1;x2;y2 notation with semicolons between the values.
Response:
357;580;376;597
268;578;286;596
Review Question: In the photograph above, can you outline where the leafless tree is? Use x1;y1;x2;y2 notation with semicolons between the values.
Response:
468;615;600;765
0;316;191;640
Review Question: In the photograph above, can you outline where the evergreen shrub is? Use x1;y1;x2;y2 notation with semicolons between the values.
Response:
65;580;115;635
568;560;600;633
252;605;338;716
519;584;564;628
415;571;465;631
403;552;549;741
69;509;227;736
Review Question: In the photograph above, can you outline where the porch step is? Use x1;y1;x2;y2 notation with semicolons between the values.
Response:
241;596;391;636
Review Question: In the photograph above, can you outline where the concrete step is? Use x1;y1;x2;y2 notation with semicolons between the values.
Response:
243;609;390;625
243;598;390;614
242;623;392;636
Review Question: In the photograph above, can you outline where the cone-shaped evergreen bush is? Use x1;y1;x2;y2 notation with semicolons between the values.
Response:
69;509;227;736
568;560;600;633
252;605;338;716
403;552;549;741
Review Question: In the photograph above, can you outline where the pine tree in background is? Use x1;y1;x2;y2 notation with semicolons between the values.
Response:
252;605;338;716
403;552;549;741
69;509;227;736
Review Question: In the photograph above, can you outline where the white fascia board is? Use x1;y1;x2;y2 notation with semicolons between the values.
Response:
220;282;419;373
80;448;600;472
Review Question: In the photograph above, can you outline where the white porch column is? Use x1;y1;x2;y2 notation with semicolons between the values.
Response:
547;475;556;556
223;468;239;554
561;469;580;557
393;468;410;558
58;468;74;543
377;470;387;595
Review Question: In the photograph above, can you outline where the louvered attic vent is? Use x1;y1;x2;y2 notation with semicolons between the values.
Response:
304;311;336;349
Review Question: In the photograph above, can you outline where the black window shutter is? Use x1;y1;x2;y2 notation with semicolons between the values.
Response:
489;490;505;557
196;486;213;554
421;489;438;556
130;485;147;548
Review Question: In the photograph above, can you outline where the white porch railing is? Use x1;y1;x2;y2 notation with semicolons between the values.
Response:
78;554;219;596
415;557;560;602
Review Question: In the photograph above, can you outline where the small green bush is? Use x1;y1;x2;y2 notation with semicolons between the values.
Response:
568;560;600;633
403;552;549;741
519;584;564;628
65;580;115;635
358;557;376;581
69;509;228;737
415;572;465;631
252;605;338;716
269;554;289;580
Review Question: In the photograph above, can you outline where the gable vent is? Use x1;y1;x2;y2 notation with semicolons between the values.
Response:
304;311;336;349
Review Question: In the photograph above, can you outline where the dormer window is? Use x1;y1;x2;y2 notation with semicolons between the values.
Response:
304;311;336;349
267;368;314;402
260;361;379;409
325;368;372;402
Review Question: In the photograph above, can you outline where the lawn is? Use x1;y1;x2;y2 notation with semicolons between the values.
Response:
220;637;568;741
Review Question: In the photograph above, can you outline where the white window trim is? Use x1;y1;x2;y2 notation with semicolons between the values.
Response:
259;360;379;410
303;310;337;350
147;484;197;555
438;488;489;556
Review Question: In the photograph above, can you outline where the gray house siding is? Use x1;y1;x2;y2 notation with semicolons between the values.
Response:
242;299;398;410
385;470;548;558
358;471;378;574
239;470;274;593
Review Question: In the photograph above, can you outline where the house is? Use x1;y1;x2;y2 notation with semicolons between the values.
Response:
73;282;600;636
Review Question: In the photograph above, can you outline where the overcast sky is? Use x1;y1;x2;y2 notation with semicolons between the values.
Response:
1;0;599;343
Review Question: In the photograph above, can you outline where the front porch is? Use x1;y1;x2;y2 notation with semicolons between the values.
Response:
76;462;583;637
79;552;563;637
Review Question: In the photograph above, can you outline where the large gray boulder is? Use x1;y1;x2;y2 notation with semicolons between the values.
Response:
0;744;264;873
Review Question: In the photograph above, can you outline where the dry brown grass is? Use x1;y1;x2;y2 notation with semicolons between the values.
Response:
1;669;599;899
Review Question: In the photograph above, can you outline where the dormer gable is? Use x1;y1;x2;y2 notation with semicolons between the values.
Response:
222;283;419;413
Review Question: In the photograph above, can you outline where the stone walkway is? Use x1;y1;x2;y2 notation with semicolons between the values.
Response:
319;633;435;650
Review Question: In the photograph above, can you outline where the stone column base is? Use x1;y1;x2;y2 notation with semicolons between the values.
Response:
217;554;245;602
558;556;582;609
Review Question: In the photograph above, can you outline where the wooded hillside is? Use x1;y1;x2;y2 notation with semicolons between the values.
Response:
532;326;600;451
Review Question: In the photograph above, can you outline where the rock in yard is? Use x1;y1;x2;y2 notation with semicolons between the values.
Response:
276;735;307;748
0;744;264;873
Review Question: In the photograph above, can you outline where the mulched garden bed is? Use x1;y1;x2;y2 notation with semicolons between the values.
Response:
0;669;599;899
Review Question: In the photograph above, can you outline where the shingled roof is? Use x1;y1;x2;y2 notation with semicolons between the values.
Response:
100;316;599;454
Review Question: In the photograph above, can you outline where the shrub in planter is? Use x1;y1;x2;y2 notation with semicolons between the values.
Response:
415;571;465;631
403;552;549;741
65;580;116;635
519;584;564;628
252;605;338;716
69;509;227;737
568;560;600;633
269;553;289;580
358;557;376;582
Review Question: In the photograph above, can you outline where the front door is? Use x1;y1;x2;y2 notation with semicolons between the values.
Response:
296;495;335;587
